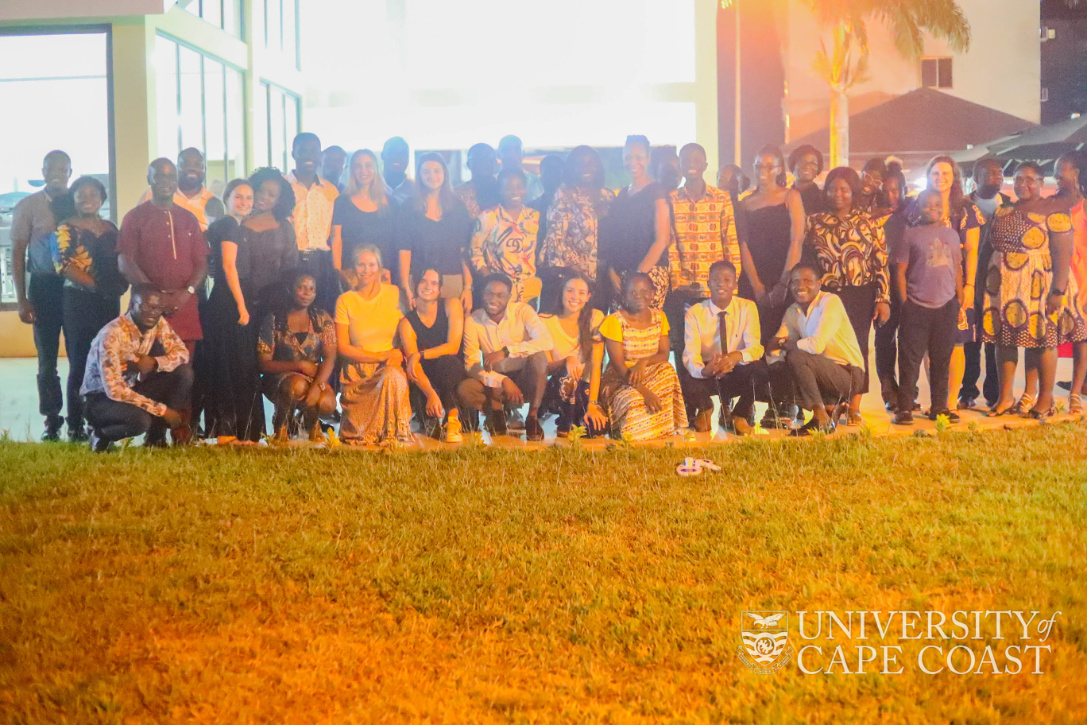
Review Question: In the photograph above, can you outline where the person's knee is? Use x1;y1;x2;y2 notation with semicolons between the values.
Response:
456;378;483;410
129;410;155;437
287;376;309;401
317;391;337;416
173;364;195;393
785;349;813;372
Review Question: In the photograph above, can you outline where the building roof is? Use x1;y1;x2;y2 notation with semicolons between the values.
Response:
787;88;1035;158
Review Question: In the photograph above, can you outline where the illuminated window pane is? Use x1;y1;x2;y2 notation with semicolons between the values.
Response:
179;47;204;152
254;83;270;169
283;0;298;68
267;0;281;53
154;36;180;160
269;86;286;171
225;67;246;179
204;58;227;191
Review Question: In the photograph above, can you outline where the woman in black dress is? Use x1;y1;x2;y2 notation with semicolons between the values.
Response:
204;168;299;442
788;144;824;216
49;176;127;440
738;145;806;342
398;266;467;439
397;152;474;311
332;149;395;289
600;135;673;310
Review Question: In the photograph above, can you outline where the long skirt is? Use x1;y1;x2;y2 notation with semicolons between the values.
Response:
833;283;877;394
340;362;414;445
200;282;265;441
601;361;688;441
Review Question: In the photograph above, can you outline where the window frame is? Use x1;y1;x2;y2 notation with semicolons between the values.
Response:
920;56;953;89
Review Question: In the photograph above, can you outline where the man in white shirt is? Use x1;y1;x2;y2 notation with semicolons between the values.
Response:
138;148;224;231
683;261;766;435
285;132;340;314
767;263;865;436
458;273;553;440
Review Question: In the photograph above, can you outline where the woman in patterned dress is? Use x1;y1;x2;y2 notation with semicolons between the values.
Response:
335;244;414;445
258;271;337;442
982;162;1087;418
804;166;890;425
538;145;613;309
913;156;984;412
599;272;687;441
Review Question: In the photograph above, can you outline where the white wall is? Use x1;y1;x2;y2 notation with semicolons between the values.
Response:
784;0;1039;141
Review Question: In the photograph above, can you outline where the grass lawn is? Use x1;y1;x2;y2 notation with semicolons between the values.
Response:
1;423;1086;723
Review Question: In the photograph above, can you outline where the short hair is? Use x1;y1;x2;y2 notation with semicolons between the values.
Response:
1014;161;1044;177
292;132;321;152
621;270;653;298
467;142;495;161
414;265;443;293
480;272;513;293
382;136;409;155
708;259;737;279
915;188;942;207
972;157;1003;178
862;157;887;176
323;145;346;157
562;145;605;188
787;144;824;175
148;157;175;175
790;261;822;278
247;167;296;223
497;168;526;187
350;243;383;269
498;135;522;153
625;135;651;154
51;175;107;222
132;283;163;302
678;142;706;159
178;147;204;164
822;166;862;206
44;149;71;167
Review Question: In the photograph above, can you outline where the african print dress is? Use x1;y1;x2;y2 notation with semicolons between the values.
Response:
257;308;336;392
980;206;1087;349
599;310;688;441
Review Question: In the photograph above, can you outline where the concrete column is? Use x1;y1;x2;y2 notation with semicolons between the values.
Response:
110;17;156;219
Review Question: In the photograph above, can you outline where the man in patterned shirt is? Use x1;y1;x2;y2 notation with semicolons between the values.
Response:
82;285;193;451
665;143;739;418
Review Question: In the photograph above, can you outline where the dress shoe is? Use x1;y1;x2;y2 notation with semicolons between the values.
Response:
731;416;753;436
693;408;714;433
893;410;914;426
484;408;508;436
88;429;111;453
525;414;544;441
42;417;62;442
67;424;88;442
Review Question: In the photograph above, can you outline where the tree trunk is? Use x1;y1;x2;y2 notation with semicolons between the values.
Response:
829;88;849;168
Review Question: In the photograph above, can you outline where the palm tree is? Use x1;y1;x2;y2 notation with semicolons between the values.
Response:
807;0;971;167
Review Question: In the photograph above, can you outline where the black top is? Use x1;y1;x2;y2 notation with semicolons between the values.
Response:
741;204;792;294
397;201;472;277
234;221;300;305
332;196;396;275
59;223;126;298
795;184;824;216
405;302;450;351
599;181;668;273
207;216;239;283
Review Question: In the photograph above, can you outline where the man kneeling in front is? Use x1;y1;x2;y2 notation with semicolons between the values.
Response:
82;284;193;451
766;263;864;437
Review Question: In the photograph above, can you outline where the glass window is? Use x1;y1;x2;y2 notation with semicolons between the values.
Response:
254;82;270;169
154;36;180;161
285;93;300;159
0;31;111;306
225;67;246;181
269;85;286;171
283;0;298;68
203;0;223;29
266;0;282;55
204;57;227;193
224;0;243;39
179;47;204;151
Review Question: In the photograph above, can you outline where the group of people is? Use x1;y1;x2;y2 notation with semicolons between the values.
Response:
10;131;1087;450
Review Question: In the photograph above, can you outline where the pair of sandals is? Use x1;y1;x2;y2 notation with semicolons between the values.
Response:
988;394;1055;420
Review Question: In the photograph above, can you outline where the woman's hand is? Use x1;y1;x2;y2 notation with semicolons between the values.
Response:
304;382;323;409
585;401;608;429
237;307;250;326
425;390;444;419
297;361;319;378
459;285;473;313
874;301;891;325
641;388;662;414
406;352;422;379
609;268;622;293
404;290;416;310
565;354;584;381
627;359;648;386
768;282;788;307
385;349;404;368
753;282;768;305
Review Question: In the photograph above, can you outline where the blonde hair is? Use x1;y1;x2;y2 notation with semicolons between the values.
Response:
343;149;388;211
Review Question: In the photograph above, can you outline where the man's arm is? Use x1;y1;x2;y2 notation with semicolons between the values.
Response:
795;297;844;356
738;302;764;362
117;217;151;285
98;332;169;417
153;320;190;371
506;306;553;357
10;199;34;322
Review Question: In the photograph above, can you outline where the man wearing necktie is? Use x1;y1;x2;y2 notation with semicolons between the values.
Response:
682;261;767;434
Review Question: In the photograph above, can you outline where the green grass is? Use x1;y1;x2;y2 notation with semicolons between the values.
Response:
1;424;1086;723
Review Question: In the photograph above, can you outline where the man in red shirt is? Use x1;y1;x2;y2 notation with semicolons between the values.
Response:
118;157;209;358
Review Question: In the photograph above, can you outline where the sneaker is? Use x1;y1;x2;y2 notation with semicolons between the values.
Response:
67;424;88;442
525;414;544;441
893;410;914;425
958;397;977;410
88;428;111;453
929;409;960;423
692;408;714;433
484;408;508;436
444;410;463;443
42;416;62;442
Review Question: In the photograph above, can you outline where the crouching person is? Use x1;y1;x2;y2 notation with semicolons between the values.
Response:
766;263;864;436
82;284;193;451
457;273;552;440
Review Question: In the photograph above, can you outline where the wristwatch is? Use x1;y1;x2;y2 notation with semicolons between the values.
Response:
501;346;510;358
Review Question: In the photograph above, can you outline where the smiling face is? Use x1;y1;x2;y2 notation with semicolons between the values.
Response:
133;290;166;331
148;161;178;203
708;266;735;309
753;152;782;189
679;147;707;186
420;160;445;193
1014;167;1043;202
974;162;1003;199
928;162;954;195
254;179;281;214
292;138;322;176
467;146;497;180
624;142;649;182
828;177;853;214
882;176;903;210
292;274;317;309
794;152;821;185
500;174;526;209
790;267;820;306
178;150;205;192
561;277;591;316
574;152;602;190
861;168;883;195
415;269;441;303
623;276;654;314
354;250;381;287
352;153;377;191
226;183;253;219
919;192;944;225
483;280;512;317
73;183;103;217
321;148;347;184
43;155;72;197
1056;158;1080;195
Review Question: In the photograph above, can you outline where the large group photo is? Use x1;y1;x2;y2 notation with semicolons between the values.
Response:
2;0;1086;721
